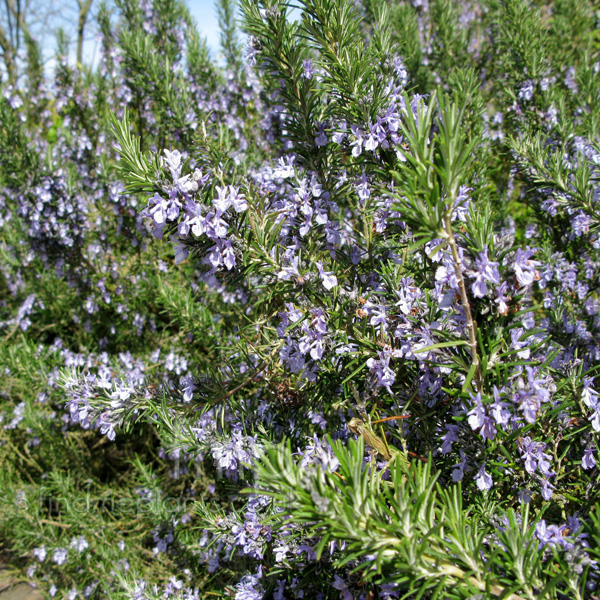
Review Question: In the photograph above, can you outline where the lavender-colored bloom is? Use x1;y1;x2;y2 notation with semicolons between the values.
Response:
273;155;295;178
591;408;600;432
69;536;89;553
490;387;511;427
479;415;497;440
467;392;485;430
273;580;285;600
278;255;301;281
582;447;596;470
364;126;378;152
475;464;493;491
468;392;496;440
213;185;233;212
510;328;531;359
356;172;370;202
332;576;353;600
53;548;68;565
520;437;538;474
513;247;540;287
471;248;500;297
452;451;467;482
152;528;174;553
315;260;337;290
207;553;220;573
519;436;553;481
302;59;315;78
273;543;289;562
571;211;591;236
33;546;47;562
244;35;259;65
514;366;553;424
518;80;534;102
163;149;182;179
366;302;389;335
440;424;459;454
277;302;303;337
148;193;169;225
350;125;364;157
451;186;471;222
300;435;339;472
540;479;555;500
582;377;599;408
494;281;510;315
180;376;195;402
565;66;578;92
214;428;260;479
315;123;328;147
535;520;564;549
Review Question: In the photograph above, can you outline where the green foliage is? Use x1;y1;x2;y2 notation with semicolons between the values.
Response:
1;0;600;598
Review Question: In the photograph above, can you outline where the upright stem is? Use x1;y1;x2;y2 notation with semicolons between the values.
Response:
444;214;482;391
77;0;94;66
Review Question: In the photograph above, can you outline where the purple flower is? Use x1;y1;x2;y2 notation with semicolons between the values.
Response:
440;424;459;454
591;407;600;432
210;428;259;480
582;377;599;408
471;248;500;298
519;436;554;481
350;125;364;157
273;543;289;562
213;186;233;212
571;211;591;236
514;366;553;424
244;35;259;65
494;281;510;315
331;121;347;144
69;536;89;553
451;186;471;222
513;247;540;287
234;571;263;599
475;464;493;491
535;520;564;549
364;127;378;152
278;255;301;281
490;387;511;427
300;436;339;472
356;172;370;202
315;123;328;147
467;392;496;440
540;478;555;500
148;193;169;225
452;451;467;482
518;80;534;102
173;242;189;264
53;548;68;565
302;59;315;78
510;328;531;359
163;149;182;179
180;376;195;402
332;576;353;600
315;260;337;290
33;546;47;562
582;447;596;470
366;302;389;334
467;392;486;430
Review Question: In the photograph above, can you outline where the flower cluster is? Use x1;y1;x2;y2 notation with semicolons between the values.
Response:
2;0;600;598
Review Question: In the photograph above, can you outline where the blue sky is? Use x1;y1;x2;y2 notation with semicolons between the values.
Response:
187;0;222;57
43;0;226;71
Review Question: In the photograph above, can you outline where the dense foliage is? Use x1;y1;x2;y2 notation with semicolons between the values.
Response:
1;0;600;598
